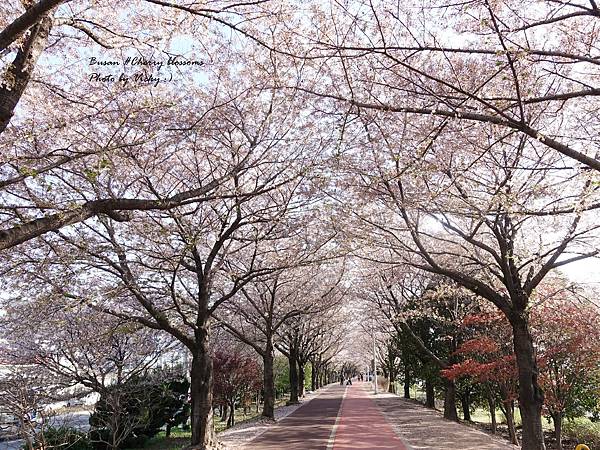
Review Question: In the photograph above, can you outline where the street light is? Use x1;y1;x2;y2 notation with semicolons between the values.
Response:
372;315;378;395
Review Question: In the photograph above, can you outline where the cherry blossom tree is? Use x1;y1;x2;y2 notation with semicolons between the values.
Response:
4;66;332;447
0;0;288;251
2;299;172;393
277;298;347;402
0;364;61;450
283;7;600;445
293;0;600;172
325;105;600;449
217;260;345;419
363;268;482;421
1;296;177;449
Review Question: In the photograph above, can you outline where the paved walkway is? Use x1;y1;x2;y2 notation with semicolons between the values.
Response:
246;385;343;449
246;381;517;450
333;383;408;450
373;393;518;450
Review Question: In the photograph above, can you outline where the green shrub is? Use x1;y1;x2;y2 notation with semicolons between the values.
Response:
89;373;190;449
273;356;290;395
563;419;600;449
26;426;92;450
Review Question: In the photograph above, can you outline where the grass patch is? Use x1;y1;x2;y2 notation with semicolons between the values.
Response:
563;417;600;448
125;395;292;449
123;429;191;450
214;406;263;434
214;395;290;433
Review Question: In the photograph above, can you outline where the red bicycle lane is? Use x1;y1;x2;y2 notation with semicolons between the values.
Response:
246;384;345;449
332;381;409;450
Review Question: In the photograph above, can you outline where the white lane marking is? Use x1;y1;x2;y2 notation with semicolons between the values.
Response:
326;385;348;450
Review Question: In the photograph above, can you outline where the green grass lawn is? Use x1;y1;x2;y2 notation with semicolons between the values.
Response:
123;429;191;450
468;406;555;431
126;395;291;449
214;395;290;433
214;405;263;433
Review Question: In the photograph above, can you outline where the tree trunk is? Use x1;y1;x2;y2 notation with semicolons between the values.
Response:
262;343;276;420
220;404;227;422
503;401;519;446
111;427;118;450
510;311;545;450
388;364;396;394
552;412;563;450
226;400;235;428
425;380;435;408
488;394;497;434
460;390;471;421
443;379;459;421
321;364;328;387
189;327;217;449
287;350;299;404
0;10;53;134
311;361;317;391
297;362;305;398
403;367;411;399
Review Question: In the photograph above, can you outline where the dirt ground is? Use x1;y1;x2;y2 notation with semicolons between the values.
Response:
373;392;519;450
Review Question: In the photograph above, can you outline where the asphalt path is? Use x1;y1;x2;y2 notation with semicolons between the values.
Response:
247;384;345;450
333;383;408;450
247;382;410;450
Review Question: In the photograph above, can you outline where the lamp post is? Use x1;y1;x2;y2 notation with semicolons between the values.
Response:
372;316;378;395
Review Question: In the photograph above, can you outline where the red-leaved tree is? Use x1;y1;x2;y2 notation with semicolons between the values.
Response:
533;297;600;450
212;350;262;428
442;311;520;445
444;287;600;449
